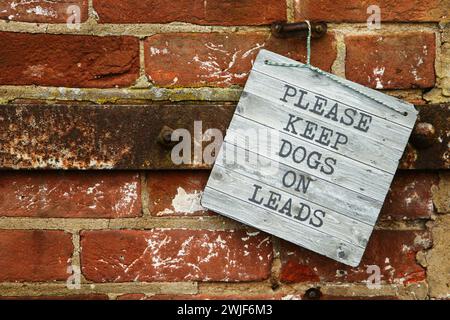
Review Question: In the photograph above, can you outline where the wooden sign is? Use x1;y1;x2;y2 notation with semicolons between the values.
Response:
201;50;418;267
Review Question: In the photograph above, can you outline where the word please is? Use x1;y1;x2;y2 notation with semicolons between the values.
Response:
280;84;373;133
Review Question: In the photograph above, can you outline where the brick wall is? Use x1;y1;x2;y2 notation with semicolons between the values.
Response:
0;1;449;300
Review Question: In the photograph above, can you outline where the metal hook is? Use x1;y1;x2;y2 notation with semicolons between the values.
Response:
271;21;327;39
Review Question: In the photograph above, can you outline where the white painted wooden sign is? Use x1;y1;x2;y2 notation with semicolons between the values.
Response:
201;50;418;266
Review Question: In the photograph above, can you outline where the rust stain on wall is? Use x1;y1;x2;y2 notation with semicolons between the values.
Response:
0;103;447;170
0;103;234;169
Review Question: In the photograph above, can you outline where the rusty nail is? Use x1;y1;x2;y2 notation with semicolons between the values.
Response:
411;122;436;149
314;23;327;37
273;23;282;33
157;125;175;148
304;288;322;300
314;23;326;34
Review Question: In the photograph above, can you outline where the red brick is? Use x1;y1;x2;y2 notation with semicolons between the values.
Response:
294;0;449;22
0;1;88;23
0;171;141;218
0;230;73;282
0;32;139;88
144;32;336;87
93;0;286;25
147;171;212;216
280;230;431;284
380;172;438;220
0;294;108;300
81;229;273;282
345;33;436;89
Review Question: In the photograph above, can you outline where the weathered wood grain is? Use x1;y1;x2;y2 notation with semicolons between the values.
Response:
226;116;394;202
201;186;366;267
236;91;402;172
243;72;412;152
252;50;418;127
202;49;418;267
215;141;382;225
207;164;373;246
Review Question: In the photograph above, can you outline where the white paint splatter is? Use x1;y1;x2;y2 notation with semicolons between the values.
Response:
256;236;270;248
410;66;421;81
159;187;205;215
190;42;265;85
150;47;169;56
26;5;56;17
86;183;101;195
373;66;385;89
177;236;194;257
23;64;46;78
402;244;412;253
169;76;178;86
114;181;138;213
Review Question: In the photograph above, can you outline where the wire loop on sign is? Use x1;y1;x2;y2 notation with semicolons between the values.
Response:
263;20;407;117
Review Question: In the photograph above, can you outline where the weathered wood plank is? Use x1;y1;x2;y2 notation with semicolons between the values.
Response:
203;49;418;267
236;91;402;172
252;49;418;127
225;116;394;202
243;71;413;153
215;141;382;225
208;164;373;247
201;186;366;267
